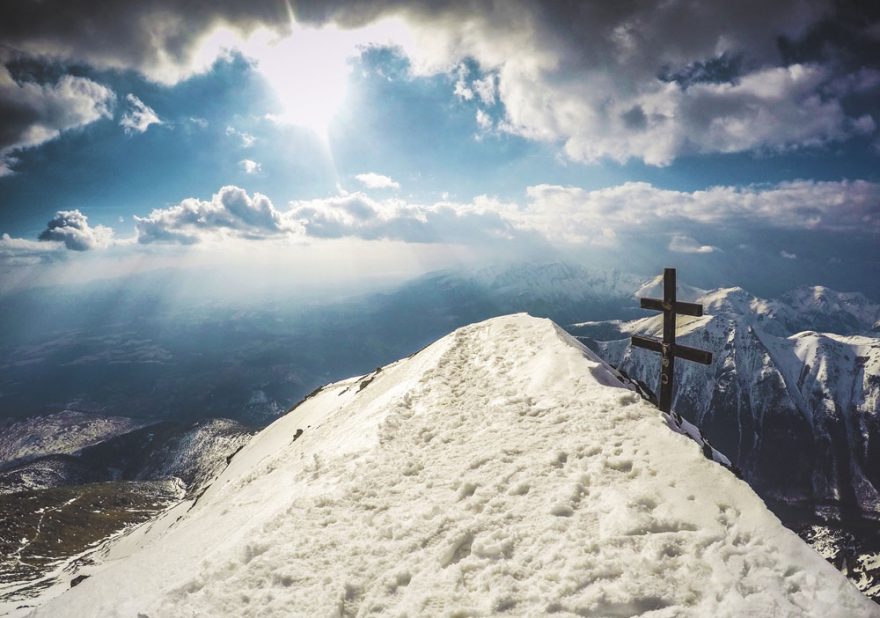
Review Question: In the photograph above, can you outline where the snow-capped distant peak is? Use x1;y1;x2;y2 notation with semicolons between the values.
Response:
697;286;767;318
442;261;643;301
633;274;707;303
32;314;876;617
780;286;880;333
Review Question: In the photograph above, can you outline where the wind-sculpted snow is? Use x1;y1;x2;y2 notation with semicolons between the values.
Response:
33;315;877;617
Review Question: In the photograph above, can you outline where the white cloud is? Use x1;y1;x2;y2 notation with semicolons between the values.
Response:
119;94;161;134
516;179;880;242
380;2;871;165
472;74;497;106
135;186;295;244
226;126;256;147
475;109;493;130
780;250;798;259
453;64;474;101
0;66;115;175
288;192;519;244
239;159;262;174
491;61;855;166
0;232;63;265
6;177;879;263
355;172;400;190
38;210;114;251
669;235;718;254
853;114;876;135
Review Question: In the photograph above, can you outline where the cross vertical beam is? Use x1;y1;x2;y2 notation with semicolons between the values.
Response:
631;268;713;417
659;267;676;413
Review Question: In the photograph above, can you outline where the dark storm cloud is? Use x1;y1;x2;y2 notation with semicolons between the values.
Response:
0;60;114;175
0;0;290;84
0;0;286;171
0;0;877;166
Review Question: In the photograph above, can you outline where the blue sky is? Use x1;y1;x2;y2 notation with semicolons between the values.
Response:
1;1;879;297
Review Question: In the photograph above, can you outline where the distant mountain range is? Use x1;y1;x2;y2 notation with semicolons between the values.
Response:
0;414;252;495
573;280;880;600
577;281;880;516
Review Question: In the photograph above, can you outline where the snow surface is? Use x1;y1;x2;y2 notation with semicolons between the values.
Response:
31;315;878;617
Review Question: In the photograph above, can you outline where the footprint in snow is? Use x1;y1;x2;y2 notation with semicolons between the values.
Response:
549;451;568;468
508;483;529;496
605;458;634;473
550;503;574;517
457;482;478;500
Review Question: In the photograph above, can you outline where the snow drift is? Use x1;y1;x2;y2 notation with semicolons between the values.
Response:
31;315;878;616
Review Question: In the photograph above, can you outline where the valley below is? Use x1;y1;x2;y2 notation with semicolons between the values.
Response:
0;480;182;611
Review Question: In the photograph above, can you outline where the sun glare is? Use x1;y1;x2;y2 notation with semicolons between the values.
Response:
243;18;415;138
250;25;351;134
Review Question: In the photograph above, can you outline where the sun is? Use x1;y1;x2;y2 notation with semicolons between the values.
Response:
246;23;359;137
242;17;416;139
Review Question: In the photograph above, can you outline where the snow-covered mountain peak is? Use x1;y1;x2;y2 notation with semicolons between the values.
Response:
778;286;880;335
698;286;759;315
785;285;867;309
463;261;642;301
31;315;878;617
624;278;878;338
633;274;706;302
592;281;880;526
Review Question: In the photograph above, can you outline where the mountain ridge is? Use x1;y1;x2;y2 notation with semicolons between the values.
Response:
23;314;877;617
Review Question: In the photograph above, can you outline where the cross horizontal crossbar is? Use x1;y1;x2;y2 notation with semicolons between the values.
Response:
640;297;703;317
631;334;713;365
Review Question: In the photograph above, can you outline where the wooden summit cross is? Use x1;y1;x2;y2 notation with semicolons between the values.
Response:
631;268;712;416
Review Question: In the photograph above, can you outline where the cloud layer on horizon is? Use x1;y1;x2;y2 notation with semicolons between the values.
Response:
134;185;293;245
519;179;880;241
5;178;876;263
